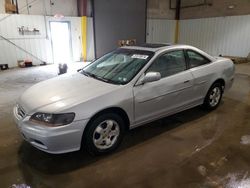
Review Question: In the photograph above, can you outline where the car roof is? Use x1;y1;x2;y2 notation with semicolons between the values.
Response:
121;43;193;52
121;43;215;61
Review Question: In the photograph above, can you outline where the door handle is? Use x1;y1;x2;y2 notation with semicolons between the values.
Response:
183;80;190;83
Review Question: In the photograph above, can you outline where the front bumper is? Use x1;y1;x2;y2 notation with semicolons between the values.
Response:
13;105;89;154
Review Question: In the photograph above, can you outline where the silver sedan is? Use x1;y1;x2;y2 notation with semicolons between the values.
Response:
13;44;235;155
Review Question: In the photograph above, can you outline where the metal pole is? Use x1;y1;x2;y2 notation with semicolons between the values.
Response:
175;0;181;20
174;0;181;43
42;0;48;39
26;0;30;14
15;0;19;14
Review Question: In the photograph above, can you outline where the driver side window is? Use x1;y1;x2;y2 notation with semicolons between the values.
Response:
146;50;187;78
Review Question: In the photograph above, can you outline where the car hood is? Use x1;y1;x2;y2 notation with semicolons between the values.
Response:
18;73;120;114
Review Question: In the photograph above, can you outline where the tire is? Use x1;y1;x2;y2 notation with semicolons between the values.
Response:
83;113;125;155
203;82;223;110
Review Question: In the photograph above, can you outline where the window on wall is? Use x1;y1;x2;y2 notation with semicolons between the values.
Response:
146;50;187;78
187;50;210;68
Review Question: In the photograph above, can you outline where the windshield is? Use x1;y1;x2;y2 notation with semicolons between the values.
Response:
81;49;154;85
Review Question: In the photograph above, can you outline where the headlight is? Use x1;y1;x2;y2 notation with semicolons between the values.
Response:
30;112;75;126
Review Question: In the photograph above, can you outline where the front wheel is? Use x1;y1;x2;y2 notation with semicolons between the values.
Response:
203;83;223;110
83;113;125;155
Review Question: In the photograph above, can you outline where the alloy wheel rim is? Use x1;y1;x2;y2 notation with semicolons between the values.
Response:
209;87;221;107
93;120;120;150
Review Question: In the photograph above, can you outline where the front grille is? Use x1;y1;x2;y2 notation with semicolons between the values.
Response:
17;105;26;118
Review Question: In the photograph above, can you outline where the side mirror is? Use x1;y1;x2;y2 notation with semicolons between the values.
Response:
141;72;161;84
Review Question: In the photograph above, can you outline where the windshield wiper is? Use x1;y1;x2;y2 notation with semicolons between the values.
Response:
81;70;115;84
80;70;89;76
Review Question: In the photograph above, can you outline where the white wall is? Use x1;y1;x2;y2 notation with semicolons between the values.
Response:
0;14;95;67
0;0;78;16
147;15;250;57
0;14;53;67
179;15;250;57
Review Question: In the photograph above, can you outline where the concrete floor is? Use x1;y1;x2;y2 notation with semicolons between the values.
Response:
0;63;250;188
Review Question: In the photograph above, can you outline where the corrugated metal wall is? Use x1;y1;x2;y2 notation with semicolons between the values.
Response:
179;15;250;57
0;14;95;67
147;15;250;57
147;19;176;44
0;14;52;67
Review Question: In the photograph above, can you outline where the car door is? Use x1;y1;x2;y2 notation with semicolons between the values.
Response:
133;50;195;124
185;50;215;103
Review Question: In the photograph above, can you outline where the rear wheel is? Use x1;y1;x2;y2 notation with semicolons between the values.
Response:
203;83;223;110
83;113;125;155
